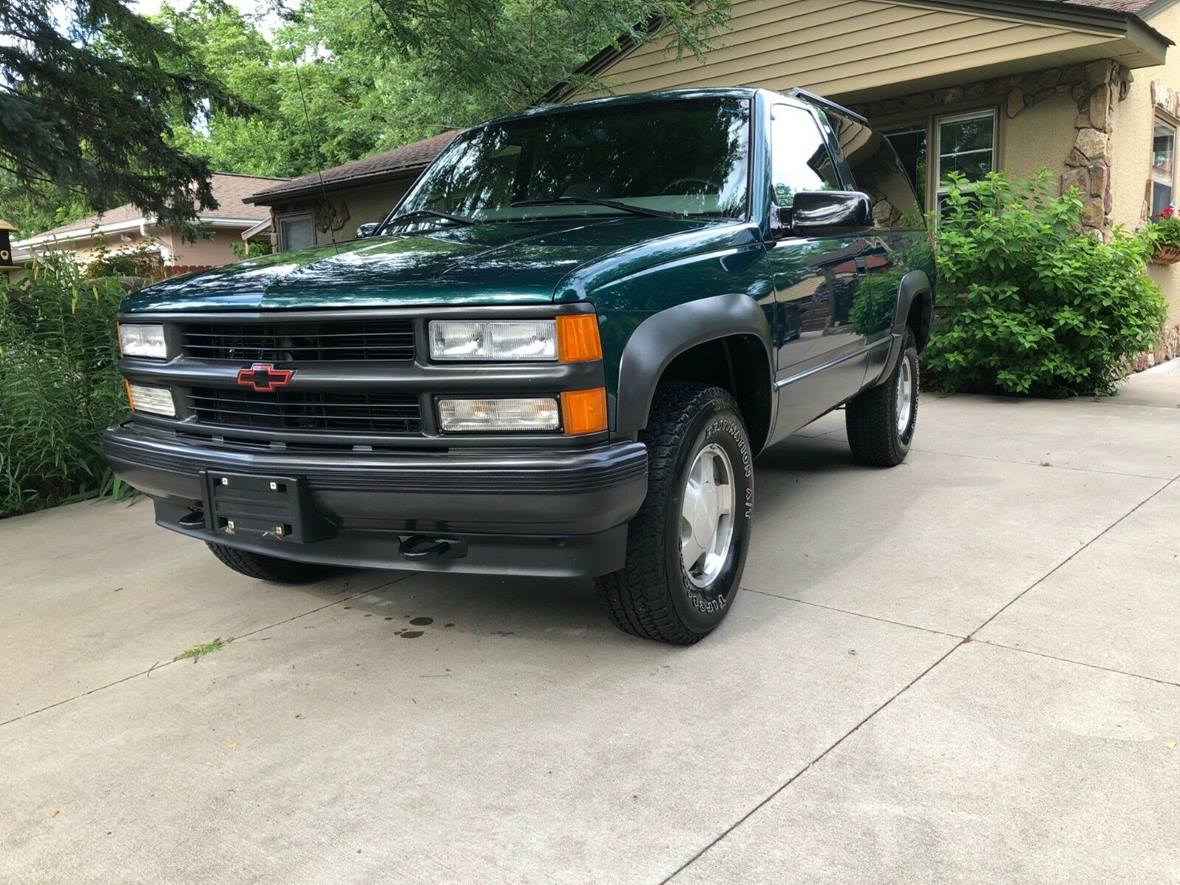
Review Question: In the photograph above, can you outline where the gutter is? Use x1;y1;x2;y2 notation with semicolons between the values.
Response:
15;217;268;249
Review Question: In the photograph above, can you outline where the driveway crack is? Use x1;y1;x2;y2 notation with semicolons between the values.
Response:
0;573;413;729
664;471;1178;882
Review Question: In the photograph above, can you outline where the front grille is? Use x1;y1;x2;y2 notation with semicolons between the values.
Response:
190;387;421;435
181;319;415;362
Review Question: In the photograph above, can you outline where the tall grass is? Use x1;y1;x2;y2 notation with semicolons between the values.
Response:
0;257;130;517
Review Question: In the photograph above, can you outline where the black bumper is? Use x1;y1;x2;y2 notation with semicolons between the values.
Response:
103;423;648;578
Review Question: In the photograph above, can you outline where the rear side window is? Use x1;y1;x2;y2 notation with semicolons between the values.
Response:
770;104;841;208
833;116;923;230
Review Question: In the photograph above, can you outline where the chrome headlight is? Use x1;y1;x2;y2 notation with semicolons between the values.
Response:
118;323;167;359
429;319;556;361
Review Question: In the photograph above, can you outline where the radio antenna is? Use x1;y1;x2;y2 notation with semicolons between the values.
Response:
291;42;339;253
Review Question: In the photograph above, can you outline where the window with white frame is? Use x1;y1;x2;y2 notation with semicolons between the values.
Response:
935;109;997;206
279;214;315;252
885;109;997;213
1151;119;1175;217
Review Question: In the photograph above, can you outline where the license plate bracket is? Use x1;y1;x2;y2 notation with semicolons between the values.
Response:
204;472;334;544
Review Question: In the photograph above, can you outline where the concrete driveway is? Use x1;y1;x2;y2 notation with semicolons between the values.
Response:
2;364;1178;884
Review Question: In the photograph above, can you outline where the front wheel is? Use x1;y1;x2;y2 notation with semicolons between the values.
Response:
846;330;919;467
207;543;333;584
595;384;754;645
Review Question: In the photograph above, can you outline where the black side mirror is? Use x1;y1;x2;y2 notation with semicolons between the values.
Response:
786;191;873;237
355;222;380;239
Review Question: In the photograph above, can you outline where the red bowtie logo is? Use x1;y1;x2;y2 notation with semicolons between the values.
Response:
236;363;293;392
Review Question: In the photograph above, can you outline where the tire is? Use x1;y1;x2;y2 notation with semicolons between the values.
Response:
206;543;333;584
595;383;754;645
846;329;919;467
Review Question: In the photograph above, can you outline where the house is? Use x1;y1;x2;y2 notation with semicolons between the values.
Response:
11;172;286;277
543;0;1180;363
243;130;460;251
244;0;1180;362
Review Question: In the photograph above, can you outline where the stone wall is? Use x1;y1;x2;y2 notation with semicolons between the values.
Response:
852;62;1132;237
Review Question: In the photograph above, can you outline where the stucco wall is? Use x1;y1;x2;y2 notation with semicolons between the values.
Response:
1002;90;1080;186
1113;2;1180;329
163;229;244;267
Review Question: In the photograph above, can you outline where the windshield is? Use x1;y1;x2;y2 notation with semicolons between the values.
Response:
391;96;751;225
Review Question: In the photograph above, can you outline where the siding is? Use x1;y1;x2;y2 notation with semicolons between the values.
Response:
594;0;1137;102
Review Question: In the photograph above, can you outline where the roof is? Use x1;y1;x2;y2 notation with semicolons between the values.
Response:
541;0;1170;103
19;172;284;244
1064;0;1157;13
247;130;461;204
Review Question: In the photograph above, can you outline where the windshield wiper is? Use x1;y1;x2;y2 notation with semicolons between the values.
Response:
381;209;476;232
511;196;682;220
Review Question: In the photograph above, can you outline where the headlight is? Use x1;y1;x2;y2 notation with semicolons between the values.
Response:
124;381;176;417
118;323;167;359
437;397;559;432
429;320;556;361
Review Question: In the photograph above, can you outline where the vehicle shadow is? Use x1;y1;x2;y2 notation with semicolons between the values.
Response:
305;430;864;647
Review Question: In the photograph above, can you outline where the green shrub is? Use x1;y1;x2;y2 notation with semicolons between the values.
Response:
926;171;1167;397
0;257;130;517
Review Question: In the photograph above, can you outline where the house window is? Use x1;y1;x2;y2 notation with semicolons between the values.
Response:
279;214;314;252
1151;120;1175;217
884;109;997;213
936;110;997;203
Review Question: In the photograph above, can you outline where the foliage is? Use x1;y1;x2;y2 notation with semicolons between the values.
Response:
84;243;164;280
926;172;1167;397
0;171;91;240
0;257;131;517
366;0;731;117
1146;205;1180;249
0;0;246;229
152;0;732;179
233;240;274;260
2;0;733;229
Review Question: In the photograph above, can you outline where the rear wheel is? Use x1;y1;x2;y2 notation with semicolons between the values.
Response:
846;329;919;467
206;543;333;583
595;383;753;644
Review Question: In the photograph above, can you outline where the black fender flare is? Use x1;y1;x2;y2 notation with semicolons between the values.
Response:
872;269;933;388
614;292;774;435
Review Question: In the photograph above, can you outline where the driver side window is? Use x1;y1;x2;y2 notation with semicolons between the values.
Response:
771;105;841;208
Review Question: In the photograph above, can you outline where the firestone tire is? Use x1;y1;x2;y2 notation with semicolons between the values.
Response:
206;543;334;584
595;383;754;645
846;329;919;467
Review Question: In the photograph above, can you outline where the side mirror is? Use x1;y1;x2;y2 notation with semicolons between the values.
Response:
355;222;380;239
787;191;873;237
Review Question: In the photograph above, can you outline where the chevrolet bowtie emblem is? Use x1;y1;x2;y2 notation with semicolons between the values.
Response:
236;362;294;392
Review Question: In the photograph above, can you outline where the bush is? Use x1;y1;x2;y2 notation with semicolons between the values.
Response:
0;256;130;517
925;171;1167;397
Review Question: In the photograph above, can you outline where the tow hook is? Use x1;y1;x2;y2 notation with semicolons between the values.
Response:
399;535;468;562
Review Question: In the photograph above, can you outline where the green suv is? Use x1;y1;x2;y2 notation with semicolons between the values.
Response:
104;87;933;644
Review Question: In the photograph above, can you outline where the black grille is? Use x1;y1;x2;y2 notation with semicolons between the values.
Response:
181;319;415;362
190;387;421;435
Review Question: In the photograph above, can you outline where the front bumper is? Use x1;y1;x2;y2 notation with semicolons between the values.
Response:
103;423;648;577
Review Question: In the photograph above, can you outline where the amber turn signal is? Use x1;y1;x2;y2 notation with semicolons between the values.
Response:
556;314;602;363
561;387;608;435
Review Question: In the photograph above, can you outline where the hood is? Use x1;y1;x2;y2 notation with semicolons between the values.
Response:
123;216;744;313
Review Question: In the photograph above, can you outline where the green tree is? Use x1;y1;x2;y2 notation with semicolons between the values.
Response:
0;0;246;228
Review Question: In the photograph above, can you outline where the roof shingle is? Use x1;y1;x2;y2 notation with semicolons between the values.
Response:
1063;0;1157;14
24;172;284;242
246;130;460;203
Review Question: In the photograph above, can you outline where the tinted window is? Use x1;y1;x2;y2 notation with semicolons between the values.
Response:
835;116;923;230
770;104;840;207
396;97;750;222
